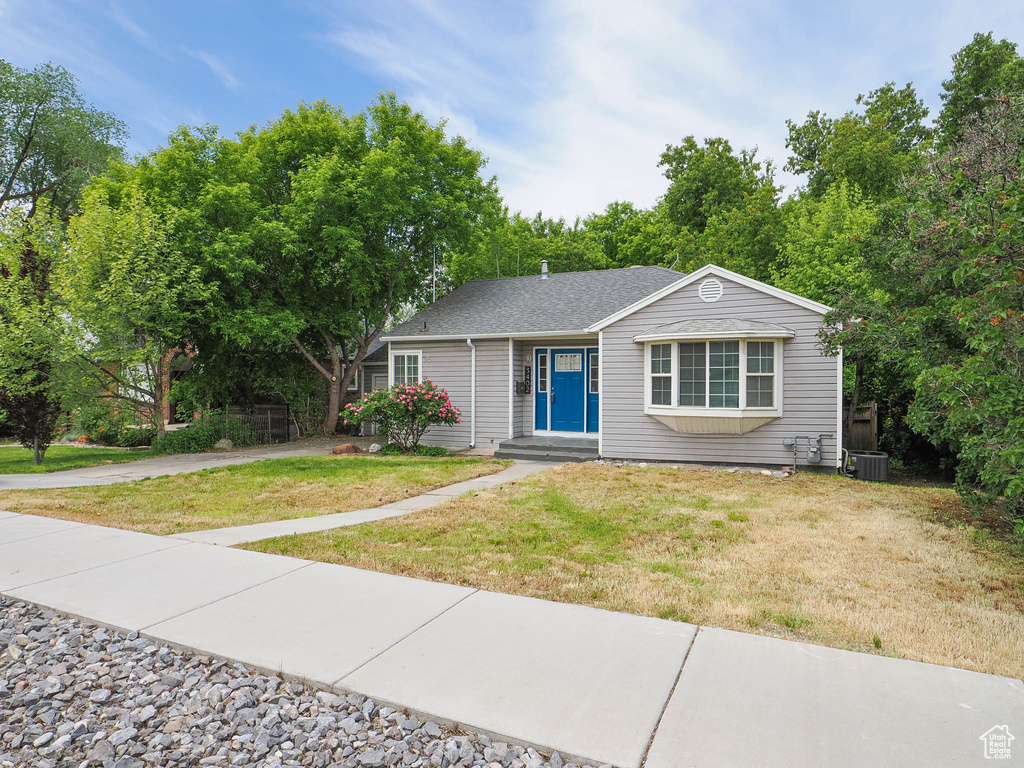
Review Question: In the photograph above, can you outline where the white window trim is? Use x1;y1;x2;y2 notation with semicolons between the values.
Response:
389;350;423;386
643;339;784;419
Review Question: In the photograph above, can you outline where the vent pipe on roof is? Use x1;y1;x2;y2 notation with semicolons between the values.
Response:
540;260;549;279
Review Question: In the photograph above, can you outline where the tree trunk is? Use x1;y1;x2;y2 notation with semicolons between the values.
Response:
324;340;343;435
33;436;42;466
845;359;863;440
153;355;166;439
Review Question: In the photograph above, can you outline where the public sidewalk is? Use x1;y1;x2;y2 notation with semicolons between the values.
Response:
0;510;1020;766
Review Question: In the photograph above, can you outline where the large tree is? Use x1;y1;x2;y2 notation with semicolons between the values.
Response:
785;82;932;201
0;206;67;463
0;59;125;218
229;95;494;433
937;32;1024;147
63;182;212;437
0;59;124;462
826;95;1024;516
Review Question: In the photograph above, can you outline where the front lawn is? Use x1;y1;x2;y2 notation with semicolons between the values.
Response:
0;445;151;474
0;455;507;535
246;463;1024;678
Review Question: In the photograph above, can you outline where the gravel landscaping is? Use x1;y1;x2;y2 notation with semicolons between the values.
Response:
0;599;600;768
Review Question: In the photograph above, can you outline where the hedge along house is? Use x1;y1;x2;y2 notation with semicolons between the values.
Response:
379;263;842;470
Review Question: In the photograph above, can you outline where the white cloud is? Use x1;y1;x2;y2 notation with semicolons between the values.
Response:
184;49;241;90
320;0;1024;220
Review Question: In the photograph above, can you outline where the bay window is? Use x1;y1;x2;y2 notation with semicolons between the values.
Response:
644;338;783;417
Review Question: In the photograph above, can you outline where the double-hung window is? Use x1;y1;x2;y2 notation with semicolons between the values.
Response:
650;343;672;405
645;339;782;417
392;352;421;385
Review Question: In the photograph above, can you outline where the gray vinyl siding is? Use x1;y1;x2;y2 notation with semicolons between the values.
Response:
512;341;525;437
601;277;840;468
521;337;599;437
389;339;511;448
360;364;387;394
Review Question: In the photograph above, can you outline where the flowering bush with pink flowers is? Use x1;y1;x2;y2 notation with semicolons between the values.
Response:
342;379;461;451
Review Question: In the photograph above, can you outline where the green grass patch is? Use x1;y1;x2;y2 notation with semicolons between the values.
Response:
0;445;150;474
0;455;507;535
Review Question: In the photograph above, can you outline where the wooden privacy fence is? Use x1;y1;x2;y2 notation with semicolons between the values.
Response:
844;402;878;452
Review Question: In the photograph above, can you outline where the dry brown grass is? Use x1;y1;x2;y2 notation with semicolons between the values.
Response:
247;463;1024;678
0;456;507;536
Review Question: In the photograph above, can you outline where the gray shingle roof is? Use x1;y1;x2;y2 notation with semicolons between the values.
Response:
384;266;682;338
633;318;796;340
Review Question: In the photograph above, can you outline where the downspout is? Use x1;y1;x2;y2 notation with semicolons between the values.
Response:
467;338;477;448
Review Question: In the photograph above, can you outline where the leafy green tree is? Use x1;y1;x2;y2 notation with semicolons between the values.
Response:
937;32;1024;147
233;95;494;433
0;206;68;463
825;96;1024;517
0;59;125;218
659;136;769;233
676;182;783;281
785;83;932;201
64;182;212;437
773;182;878;304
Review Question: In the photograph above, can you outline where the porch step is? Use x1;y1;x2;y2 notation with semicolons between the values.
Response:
494;437;599;463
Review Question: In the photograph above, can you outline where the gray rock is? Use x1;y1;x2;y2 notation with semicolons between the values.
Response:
213;438;234;451
110;727;139;746
423;721;442;738
358;748;387;767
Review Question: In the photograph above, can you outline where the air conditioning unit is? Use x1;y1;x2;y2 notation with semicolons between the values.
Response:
849;450;889;482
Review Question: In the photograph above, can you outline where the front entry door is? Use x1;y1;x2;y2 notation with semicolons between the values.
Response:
550;348;585;431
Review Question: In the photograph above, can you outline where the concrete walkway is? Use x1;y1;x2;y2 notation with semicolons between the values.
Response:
0;512;1020;766
173;460;554;546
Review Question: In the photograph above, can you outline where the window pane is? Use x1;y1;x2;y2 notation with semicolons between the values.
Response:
651;343;671;375
747;375;774;407
590;354;599;394
652;375;672;405
393;355;405;384
708;341;739;408
407;355;419;382
538;353;547;392
747;341;774;374
555;353;582;372
677;342;706;406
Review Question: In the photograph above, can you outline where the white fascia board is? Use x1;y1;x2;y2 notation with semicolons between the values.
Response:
381;329;593;343
633;329;796;342
588;264;833;333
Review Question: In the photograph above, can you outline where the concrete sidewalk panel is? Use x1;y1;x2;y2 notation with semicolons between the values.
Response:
0;513;83;544
145;562;473;685
0;524;180;590
342;590;696;768
8;543;308;632
0;510;18;521
645;626;1024;768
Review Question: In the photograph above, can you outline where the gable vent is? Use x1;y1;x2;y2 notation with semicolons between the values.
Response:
698;278;724;303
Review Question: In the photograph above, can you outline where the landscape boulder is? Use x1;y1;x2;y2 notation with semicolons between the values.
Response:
213;438;233;451
331;443;364;455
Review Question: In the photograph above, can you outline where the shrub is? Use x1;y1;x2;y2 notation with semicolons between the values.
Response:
119;427;157;448
343;379;460;452
152;422;225;455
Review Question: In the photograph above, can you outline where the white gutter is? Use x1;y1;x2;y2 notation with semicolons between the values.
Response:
382;329;593;343
467;338;476;448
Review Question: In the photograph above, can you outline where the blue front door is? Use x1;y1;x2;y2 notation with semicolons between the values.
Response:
550;348;585;431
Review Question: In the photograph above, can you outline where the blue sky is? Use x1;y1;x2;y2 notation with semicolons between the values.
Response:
2;0;1023;219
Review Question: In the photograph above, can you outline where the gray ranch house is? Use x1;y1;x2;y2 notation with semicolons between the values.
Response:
372;263;842;469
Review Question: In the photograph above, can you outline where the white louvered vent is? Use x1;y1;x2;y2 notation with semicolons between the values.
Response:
698;278;724;303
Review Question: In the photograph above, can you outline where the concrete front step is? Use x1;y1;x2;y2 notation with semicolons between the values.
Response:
494;447;598;462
